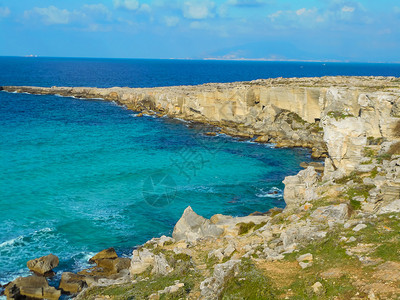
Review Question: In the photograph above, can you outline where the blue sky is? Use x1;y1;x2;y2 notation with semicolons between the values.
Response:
0;0;399;62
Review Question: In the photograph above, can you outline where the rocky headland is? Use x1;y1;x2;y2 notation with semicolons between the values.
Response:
1;76;400;299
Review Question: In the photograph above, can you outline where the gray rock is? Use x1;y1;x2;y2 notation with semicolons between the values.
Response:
200;260;240;299
27;254;59;275
224;244;236;257
152;253;172;275
172;206;224;242
130;248;155;276
297;253;313;262
353;224;367;232
377;199;400;214
312;281;325;295
283;167;318;209
310;204;350;223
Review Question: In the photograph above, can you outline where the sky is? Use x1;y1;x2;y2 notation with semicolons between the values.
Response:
0;0;399;62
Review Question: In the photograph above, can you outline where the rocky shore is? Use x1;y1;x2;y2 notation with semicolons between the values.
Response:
1;76;400;299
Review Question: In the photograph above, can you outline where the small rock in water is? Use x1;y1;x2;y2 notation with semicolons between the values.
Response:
89;248;118;263
27;254;59;276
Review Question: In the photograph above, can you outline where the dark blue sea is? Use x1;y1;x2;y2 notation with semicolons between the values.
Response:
1;57;400;287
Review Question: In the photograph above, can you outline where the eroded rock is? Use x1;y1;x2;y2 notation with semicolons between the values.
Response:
27;254;59;276
172;206;224;242
4;275;61;300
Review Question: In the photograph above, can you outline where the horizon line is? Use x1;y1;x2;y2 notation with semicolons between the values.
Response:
0;55;399;64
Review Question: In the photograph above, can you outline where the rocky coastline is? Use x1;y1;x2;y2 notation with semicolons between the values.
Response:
1;76;400;299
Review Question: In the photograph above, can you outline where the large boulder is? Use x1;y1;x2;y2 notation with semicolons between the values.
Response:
4;275;61;300
310;204;350;223
27;254;59;276
129;248;172;278
89;248;118;263
378;199;400;214
130;248;155;276
172;206;224;242
58;272;88;295
283;167;318;209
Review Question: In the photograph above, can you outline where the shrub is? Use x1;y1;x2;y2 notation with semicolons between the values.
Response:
393;120;400;137
237;222;256;235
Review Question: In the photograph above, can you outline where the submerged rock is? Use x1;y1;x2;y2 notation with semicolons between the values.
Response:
27;254;59;276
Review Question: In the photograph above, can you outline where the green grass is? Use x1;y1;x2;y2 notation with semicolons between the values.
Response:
221;258;276;299
282;230;360;299
350;199;362;210
237;222;256;235
254;221;268;231
81;265;201;300
287;112;307;125
327;111;354;121
346;184;375;200
363;147;377;158
343;213;400;262
335;171;364;184
367;136;384;145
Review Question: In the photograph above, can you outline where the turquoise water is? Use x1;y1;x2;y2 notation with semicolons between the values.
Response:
0;91;310;285
1;57;400;287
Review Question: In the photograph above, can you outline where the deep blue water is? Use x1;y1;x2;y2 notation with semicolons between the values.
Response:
1;57;400;287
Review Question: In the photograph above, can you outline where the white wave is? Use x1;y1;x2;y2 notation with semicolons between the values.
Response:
0;236;24;248
256;187;283;198
82;251;97;262
0;228;53;249
174;117;191;123
33;227;53;234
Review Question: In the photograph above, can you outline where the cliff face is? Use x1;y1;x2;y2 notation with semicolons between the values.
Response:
2;76;400;179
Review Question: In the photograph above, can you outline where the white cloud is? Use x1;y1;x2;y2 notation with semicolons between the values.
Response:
183;1;215;19
268;10;283;22
394;6;400;14
139;4;151;13
342;6;355;13
296;8;306;16
114;0;139;11
25;6;70;24
227;0;265;6
164;16;179;27
0;6;10;17
83;4;111;19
